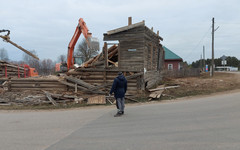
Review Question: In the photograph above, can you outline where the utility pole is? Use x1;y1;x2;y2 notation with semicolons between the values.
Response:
203;45;206;72
200;54;202;71
211;17;215;77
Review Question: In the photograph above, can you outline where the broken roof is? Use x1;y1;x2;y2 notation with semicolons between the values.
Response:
106;21;163;41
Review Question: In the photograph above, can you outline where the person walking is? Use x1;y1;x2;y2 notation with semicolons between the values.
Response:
110;72;127;117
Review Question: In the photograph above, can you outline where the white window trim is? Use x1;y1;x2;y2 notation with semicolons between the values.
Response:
168;64;173;70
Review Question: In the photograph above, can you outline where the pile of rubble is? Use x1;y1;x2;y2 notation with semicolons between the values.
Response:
0;89;112;106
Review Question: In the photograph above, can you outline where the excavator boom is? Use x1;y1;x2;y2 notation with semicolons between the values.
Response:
67;18;91;69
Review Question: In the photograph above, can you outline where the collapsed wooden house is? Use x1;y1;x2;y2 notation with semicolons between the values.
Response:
67;17;165;95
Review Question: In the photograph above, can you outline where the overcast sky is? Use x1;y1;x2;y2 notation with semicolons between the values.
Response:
1;0;240;63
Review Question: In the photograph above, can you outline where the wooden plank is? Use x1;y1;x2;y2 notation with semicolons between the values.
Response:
44;91;59;106
73;68;141;72
10;88;66;91
103;71;106;84
10;79;59;82
108;48;118;59
150;43;153;69
107;59;118;67
107;21;145;35
58;80;105;94
0;35;39;60
88;72;143;91
148;85;180;92
118;42;121;68
64;75;95;89
125;97;139;102
104;42;108;68
87;95;106;104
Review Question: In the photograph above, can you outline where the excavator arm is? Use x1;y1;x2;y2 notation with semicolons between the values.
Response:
67;18;91;69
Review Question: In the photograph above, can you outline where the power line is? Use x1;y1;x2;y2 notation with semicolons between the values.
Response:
185;26;211;60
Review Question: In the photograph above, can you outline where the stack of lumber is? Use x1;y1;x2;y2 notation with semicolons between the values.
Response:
148;85;180;100
80;44;118;68
0;60;25;78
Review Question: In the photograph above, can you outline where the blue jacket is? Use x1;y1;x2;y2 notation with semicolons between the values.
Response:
110;74;127;98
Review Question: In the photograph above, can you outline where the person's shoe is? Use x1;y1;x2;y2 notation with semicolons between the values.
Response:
114;112;122;117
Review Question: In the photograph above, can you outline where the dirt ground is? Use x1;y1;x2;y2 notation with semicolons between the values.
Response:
162;72;240;98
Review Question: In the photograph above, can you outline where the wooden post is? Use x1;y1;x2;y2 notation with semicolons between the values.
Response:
203;45;206;72
103;71;107;85
211;17;215;77
75;83;77;93
24;66;26;78
128;17;132;26
18;65;20;78
8;79;11;91
104;42;108;68
5;65;7;78
118;43;121;68
150;43;153;70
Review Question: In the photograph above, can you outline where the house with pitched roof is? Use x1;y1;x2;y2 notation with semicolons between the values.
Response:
163;46;183;70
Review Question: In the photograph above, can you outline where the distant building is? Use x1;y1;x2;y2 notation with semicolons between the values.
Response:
163;46;183;70
215;66;238;72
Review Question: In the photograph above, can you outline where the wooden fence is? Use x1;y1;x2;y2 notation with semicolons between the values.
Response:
162;68;201;78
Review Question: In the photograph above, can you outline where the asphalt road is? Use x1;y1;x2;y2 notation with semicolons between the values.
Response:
1;91;240;150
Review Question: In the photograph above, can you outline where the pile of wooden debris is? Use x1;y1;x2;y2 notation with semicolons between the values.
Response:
0;90;108;106
0;74;140;107
79;44;118;68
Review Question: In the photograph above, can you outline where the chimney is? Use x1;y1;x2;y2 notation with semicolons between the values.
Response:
128;17;132;26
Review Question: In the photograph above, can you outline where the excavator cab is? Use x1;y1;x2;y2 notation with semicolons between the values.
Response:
28;68;38;77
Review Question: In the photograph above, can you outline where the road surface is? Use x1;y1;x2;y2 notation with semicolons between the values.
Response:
1;91;240;150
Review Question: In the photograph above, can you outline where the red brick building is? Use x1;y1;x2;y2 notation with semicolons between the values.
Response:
163;46;183;70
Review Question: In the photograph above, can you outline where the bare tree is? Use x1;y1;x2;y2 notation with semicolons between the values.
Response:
39;59;54;75
57;54;67;63
0;48;9;61
76;37;99;63
22;50;40;71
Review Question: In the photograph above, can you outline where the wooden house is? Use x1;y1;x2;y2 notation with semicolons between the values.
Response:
67;17;165;95
103;17;164;72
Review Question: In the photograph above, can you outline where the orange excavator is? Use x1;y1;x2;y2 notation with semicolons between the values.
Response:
56;18;91;72
67;18;92;70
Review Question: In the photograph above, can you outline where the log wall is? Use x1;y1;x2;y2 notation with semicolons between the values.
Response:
68;70;143;95
8;78;67;91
